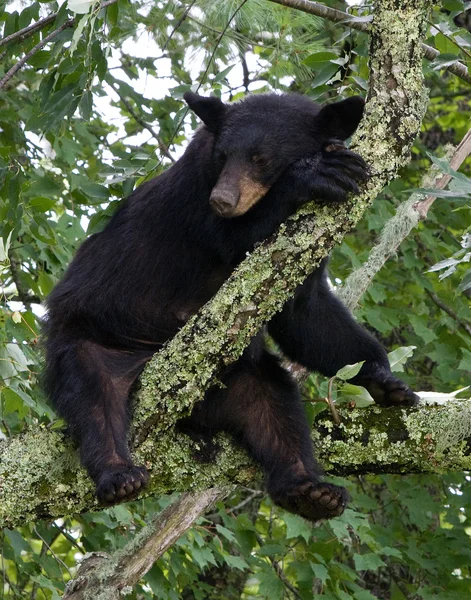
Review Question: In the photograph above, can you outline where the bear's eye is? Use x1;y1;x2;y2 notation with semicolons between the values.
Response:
252;154;270;168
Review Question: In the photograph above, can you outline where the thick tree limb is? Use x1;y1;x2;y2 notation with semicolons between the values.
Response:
0;0;433;528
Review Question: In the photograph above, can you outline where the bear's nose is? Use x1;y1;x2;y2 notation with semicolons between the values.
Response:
209;190;239;217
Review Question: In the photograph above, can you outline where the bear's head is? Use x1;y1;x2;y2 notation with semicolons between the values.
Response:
184;92;364;218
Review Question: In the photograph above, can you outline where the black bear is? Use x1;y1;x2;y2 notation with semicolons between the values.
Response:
44;92;418;521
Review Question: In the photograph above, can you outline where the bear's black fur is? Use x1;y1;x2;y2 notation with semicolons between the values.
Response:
45;92;417;520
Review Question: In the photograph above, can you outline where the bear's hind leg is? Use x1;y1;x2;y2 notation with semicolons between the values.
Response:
190;352;348;522
45;338;152;503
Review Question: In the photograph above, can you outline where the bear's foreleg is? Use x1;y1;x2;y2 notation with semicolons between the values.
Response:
268;270;418;407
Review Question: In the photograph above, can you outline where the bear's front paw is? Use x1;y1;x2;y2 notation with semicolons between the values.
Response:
358;372;419;407
301;143;369;204
322;142;369;195
96;464;149;504
272;481;349;522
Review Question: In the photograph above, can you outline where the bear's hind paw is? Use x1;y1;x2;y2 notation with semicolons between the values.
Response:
273;481;349;522
96;464;149;504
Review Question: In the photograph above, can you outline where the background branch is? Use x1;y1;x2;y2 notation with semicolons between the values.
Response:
63;488;231;599
111;83;176;163
425;288;471;337
338;125;471;311
0;20;74;91
265;0;471;85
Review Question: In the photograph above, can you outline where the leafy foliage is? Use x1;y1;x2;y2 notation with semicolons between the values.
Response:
0;0;470;598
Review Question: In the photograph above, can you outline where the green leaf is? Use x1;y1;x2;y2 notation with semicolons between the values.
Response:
215;524;238;544
311;561;329;584
430;53;461;70
68;0;97;14
223;554;249;571
302;52;338;67
353;553;387;571
458;348;471;371
5;529;31;555
283;512;311;541
257;568;285;599
335;361;364;380
29;197;57;212
212;64;235;83
388;346;416;372
434;33;458;55
457;268;471;292
311;63;338;88
256;544;285;556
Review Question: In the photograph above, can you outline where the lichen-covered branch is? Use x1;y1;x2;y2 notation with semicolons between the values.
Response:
0;0;432;528
2;400;471;530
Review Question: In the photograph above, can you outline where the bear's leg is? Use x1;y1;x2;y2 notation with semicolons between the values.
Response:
184;351;348;521
268;269;418;407
46;338;151;503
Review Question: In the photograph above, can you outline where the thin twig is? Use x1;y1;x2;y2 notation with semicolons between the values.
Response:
429;21;471;60
111;83;175;162
255;532;303;599
33;526;72;578
265;0;471;85
0;13;57;48
8;251;32;311
0;20;74;90
326;377;341;425
30;530;62;600
425;289;471;336
151;0;250;172
52;523;85;553
161;0;198;53
0;0;117;49
0;0;119;90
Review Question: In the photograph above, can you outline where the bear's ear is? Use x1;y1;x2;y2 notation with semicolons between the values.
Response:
316;96;365;141
184;92;227;133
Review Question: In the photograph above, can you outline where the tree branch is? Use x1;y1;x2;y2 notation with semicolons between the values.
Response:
0;14;58;48
63;487;230;599
0;1;118;90
0;0;118;49
110;83;176;163
338;125;471;311
0;20;75;91
0;0;434;529
425;289;471;337
265;0;471;86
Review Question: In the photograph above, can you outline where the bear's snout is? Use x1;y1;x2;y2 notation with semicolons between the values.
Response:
210;188;240;217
